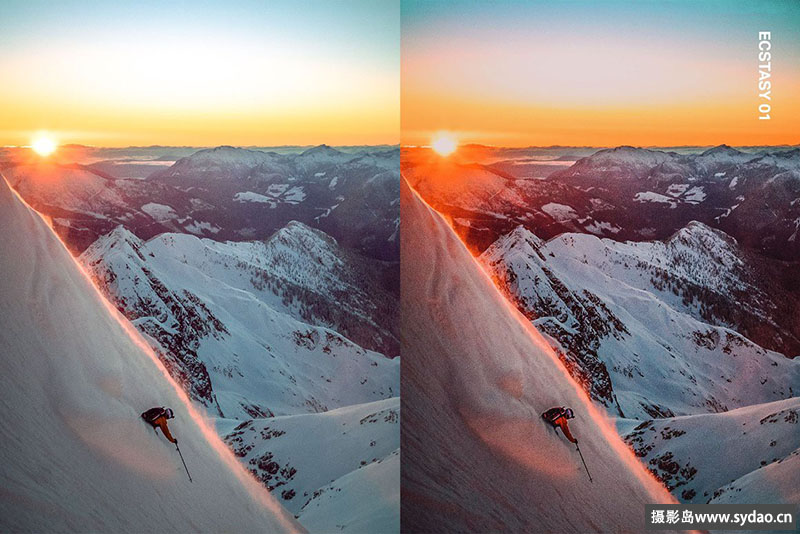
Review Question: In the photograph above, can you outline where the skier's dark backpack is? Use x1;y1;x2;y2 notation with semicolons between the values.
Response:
141;406;170;428
541;406;572;426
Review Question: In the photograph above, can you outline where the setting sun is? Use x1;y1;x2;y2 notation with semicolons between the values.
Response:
31;134;57;157
431;132;457;156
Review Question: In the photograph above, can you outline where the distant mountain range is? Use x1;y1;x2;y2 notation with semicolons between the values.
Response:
3;144;400;262
405;144;800;262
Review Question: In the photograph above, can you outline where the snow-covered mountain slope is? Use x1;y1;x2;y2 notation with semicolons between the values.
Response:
621;397;800;504
0;173;302;533
220;397;399;531
5;162;126;213
299;449;399;533
83;220;398;356
480;224;800;419
79;224;399;420
709;448;800;505
400;178;678;533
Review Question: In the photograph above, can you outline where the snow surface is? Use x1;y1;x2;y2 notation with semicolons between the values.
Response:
682;186;706;204
401;178;678;533
283;186;307;204
666;183;690;197
184;220;221;235
233;186;306;206
141;202;179;222
541;202;578;222
0;174;302;533
621;397;800;504
268;184;291;196
234;191;277;206
585;220;621;235
710;450;800;505
299;450;399;533
634;191;678;207
220;397;399;531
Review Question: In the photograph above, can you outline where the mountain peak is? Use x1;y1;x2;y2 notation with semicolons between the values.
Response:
300;144;342;157
700;144;743;157
105;224;141;243
504;225;546;249
581;146;674;168
180;146;274;164
268;220;338;248
484;225;547;263
669;220;739;251
82;225;146;264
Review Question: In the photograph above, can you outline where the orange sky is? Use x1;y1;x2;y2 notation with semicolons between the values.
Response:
402;1;800;147
0;1;398;147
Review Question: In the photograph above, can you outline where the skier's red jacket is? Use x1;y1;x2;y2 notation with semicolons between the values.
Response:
553;415;577;444
153;415;177;444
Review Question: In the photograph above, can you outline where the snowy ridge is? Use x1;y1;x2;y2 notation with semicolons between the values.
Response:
79;224;399;420
481;224;800;419
575;145;675;171
0;173;301;532
401;178;678;533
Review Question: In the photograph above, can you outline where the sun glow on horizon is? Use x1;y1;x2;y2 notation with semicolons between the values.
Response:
431;131;457;156
31;133;57;157
0;2;399;147
403;1;800;147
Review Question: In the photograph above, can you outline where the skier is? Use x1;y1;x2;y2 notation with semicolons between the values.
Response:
141;406;193;482
542;406;593;482
541;406;578;444
141;406;178;444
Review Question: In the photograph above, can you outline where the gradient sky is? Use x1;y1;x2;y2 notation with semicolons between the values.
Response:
0;0;398;147
403;0;800;147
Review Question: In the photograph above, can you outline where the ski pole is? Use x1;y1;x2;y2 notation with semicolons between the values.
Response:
176;443;193;483
576;443;593;483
